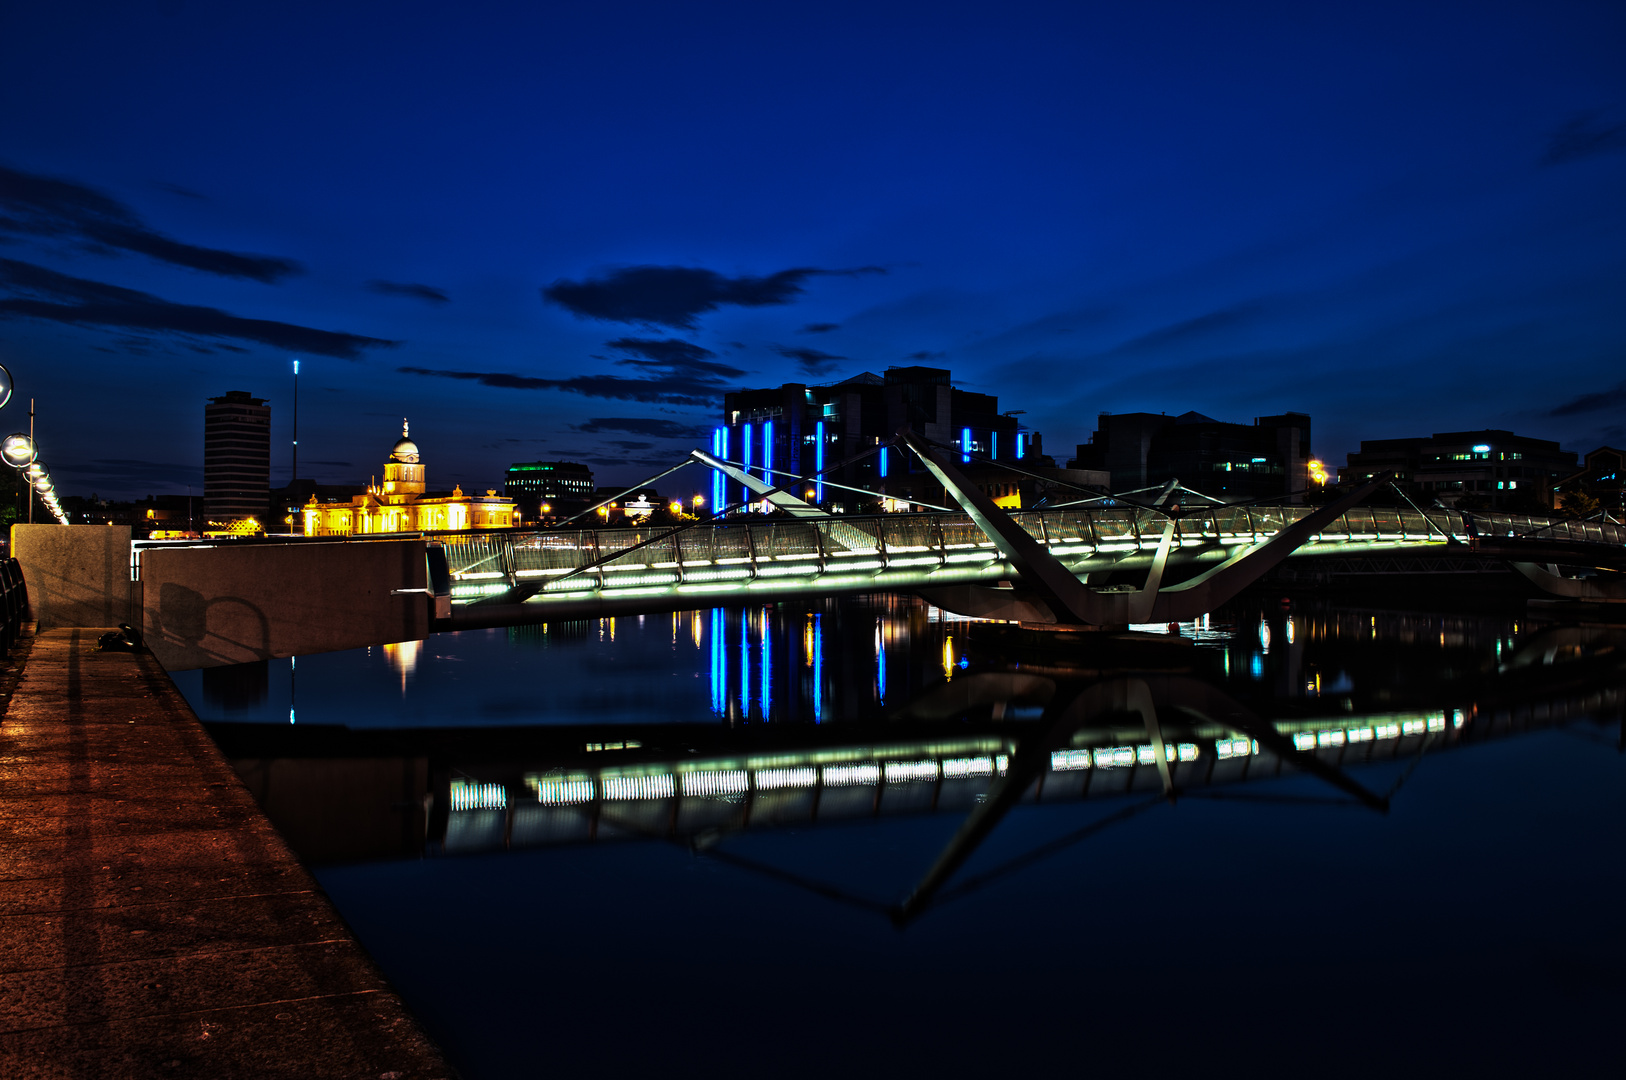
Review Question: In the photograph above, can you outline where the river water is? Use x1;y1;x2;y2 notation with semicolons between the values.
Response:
173;594;1625;1078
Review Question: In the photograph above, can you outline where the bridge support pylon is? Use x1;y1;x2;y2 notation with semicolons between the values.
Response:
898;428;1390;627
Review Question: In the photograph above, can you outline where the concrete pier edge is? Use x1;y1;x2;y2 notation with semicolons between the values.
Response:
0;625;457;1079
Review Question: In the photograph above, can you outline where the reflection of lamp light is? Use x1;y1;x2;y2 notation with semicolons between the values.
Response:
24;462;45;483
692;494;704;508
0;364;13;411
1;432;35;468
669;500;682;514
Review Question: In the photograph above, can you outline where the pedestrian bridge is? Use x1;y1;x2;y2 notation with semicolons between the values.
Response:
23;432;1621;670
433;500;1623;631
428;430;1626;629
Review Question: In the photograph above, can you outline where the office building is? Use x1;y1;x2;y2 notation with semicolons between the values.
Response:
1339;429;1576;510
718;366;1046;512
505;461;595;520
1068;411;1312;502
204;390;271;525
1556;445;1622;513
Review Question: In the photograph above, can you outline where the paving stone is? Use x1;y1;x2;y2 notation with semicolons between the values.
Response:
0;628;452;1078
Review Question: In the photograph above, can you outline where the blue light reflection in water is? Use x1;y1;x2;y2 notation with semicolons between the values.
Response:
177;598;1625;1078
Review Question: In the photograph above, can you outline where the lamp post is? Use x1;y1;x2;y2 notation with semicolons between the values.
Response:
0;368;68;527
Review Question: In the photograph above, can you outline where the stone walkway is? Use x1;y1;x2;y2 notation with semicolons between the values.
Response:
0;628;454;1079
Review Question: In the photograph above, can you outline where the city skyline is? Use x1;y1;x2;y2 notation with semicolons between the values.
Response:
2;1;1623;501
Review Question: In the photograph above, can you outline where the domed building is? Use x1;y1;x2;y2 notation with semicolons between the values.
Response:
303;420;517;535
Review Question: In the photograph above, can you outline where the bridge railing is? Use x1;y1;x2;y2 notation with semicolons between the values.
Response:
430;503;1623;599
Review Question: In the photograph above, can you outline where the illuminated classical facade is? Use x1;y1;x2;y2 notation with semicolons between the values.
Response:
302;421;517;536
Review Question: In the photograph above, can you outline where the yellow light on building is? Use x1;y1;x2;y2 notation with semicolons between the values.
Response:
302;420;516;537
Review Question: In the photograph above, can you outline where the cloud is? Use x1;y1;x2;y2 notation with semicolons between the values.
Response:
580;454;682;469
56;456;204;489
1542;111;1626;166
0;163;302;282
906;350;945;360
576;417;709;439
155;182;207;201
542;264;885;330
773;344;846;376
800;322;840;334
399;366;726;406
1103;302;1267;358
0;258;397;359
603;336;743;378
607;440;654;451
401;335;748;406
366;279;450;304
1550;378;1626;417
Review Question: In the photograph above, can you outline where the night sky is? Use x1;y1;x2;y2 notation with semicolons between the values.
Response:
2;1;1623;501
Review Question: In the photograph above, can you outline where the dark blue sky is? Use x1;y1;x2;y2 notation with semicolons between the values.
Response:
2;1;1623;500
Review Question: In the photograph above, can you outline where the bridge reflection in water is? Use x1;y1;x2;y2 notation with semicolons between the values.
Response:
208;612;1625;923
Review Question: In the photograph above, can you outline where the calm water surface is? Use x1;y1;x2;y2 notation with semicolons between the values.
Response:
174;595;1625;1078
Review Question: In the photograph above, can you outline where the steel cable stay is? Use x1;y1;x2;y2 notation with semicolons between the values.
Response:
526;437;905;591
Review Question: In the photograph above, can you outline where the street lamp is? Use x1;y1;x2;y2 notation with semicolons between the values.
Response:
1;433;35;468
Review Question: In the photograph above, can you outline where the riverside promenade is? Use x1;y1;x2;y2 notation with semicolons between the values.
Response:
0;627;454;1079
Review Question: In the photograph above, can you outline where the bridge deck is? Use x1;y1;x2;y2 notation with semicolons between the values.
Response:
428;504;1626;610
0;628;451;1079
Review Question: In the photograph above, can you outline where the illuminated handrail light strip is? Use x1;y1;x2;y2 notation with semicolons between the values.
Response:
822;763;881;786
884;760;940;783
755;767;817;790
680;770;748;797
533;778;595;805
602;774;676;800
449;780;507;811
942;756;996;778
1051;749;1092;771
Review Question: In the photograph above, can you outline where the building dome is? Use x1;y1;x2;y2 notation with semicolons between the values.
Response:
391;419;420;463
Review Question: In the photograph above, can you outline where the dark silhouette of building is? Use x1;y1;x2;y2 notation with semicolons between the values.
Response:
204;391;270;524
505;461;595;520
1339;429;1576;510
1553;445;1622;513
718;366;1046;511
1068;411;1312;502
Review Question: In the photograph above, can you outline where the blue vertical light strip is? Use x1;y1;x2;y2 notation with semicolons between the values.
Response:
721;426;731;509
742;423;752;511
760;607;771;721
815;421;825;502
875;623;886;705
991;431;998;461
762;420;773;510
712;428;724;512
1016;432;1025;460
709;608;722;714
813;613;823;722
740;609;750;718
961;427;972;463
879;445;888;478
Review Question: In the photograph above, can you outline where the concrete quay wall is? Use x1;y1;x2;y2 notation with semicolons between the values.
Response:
10;526;430;671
